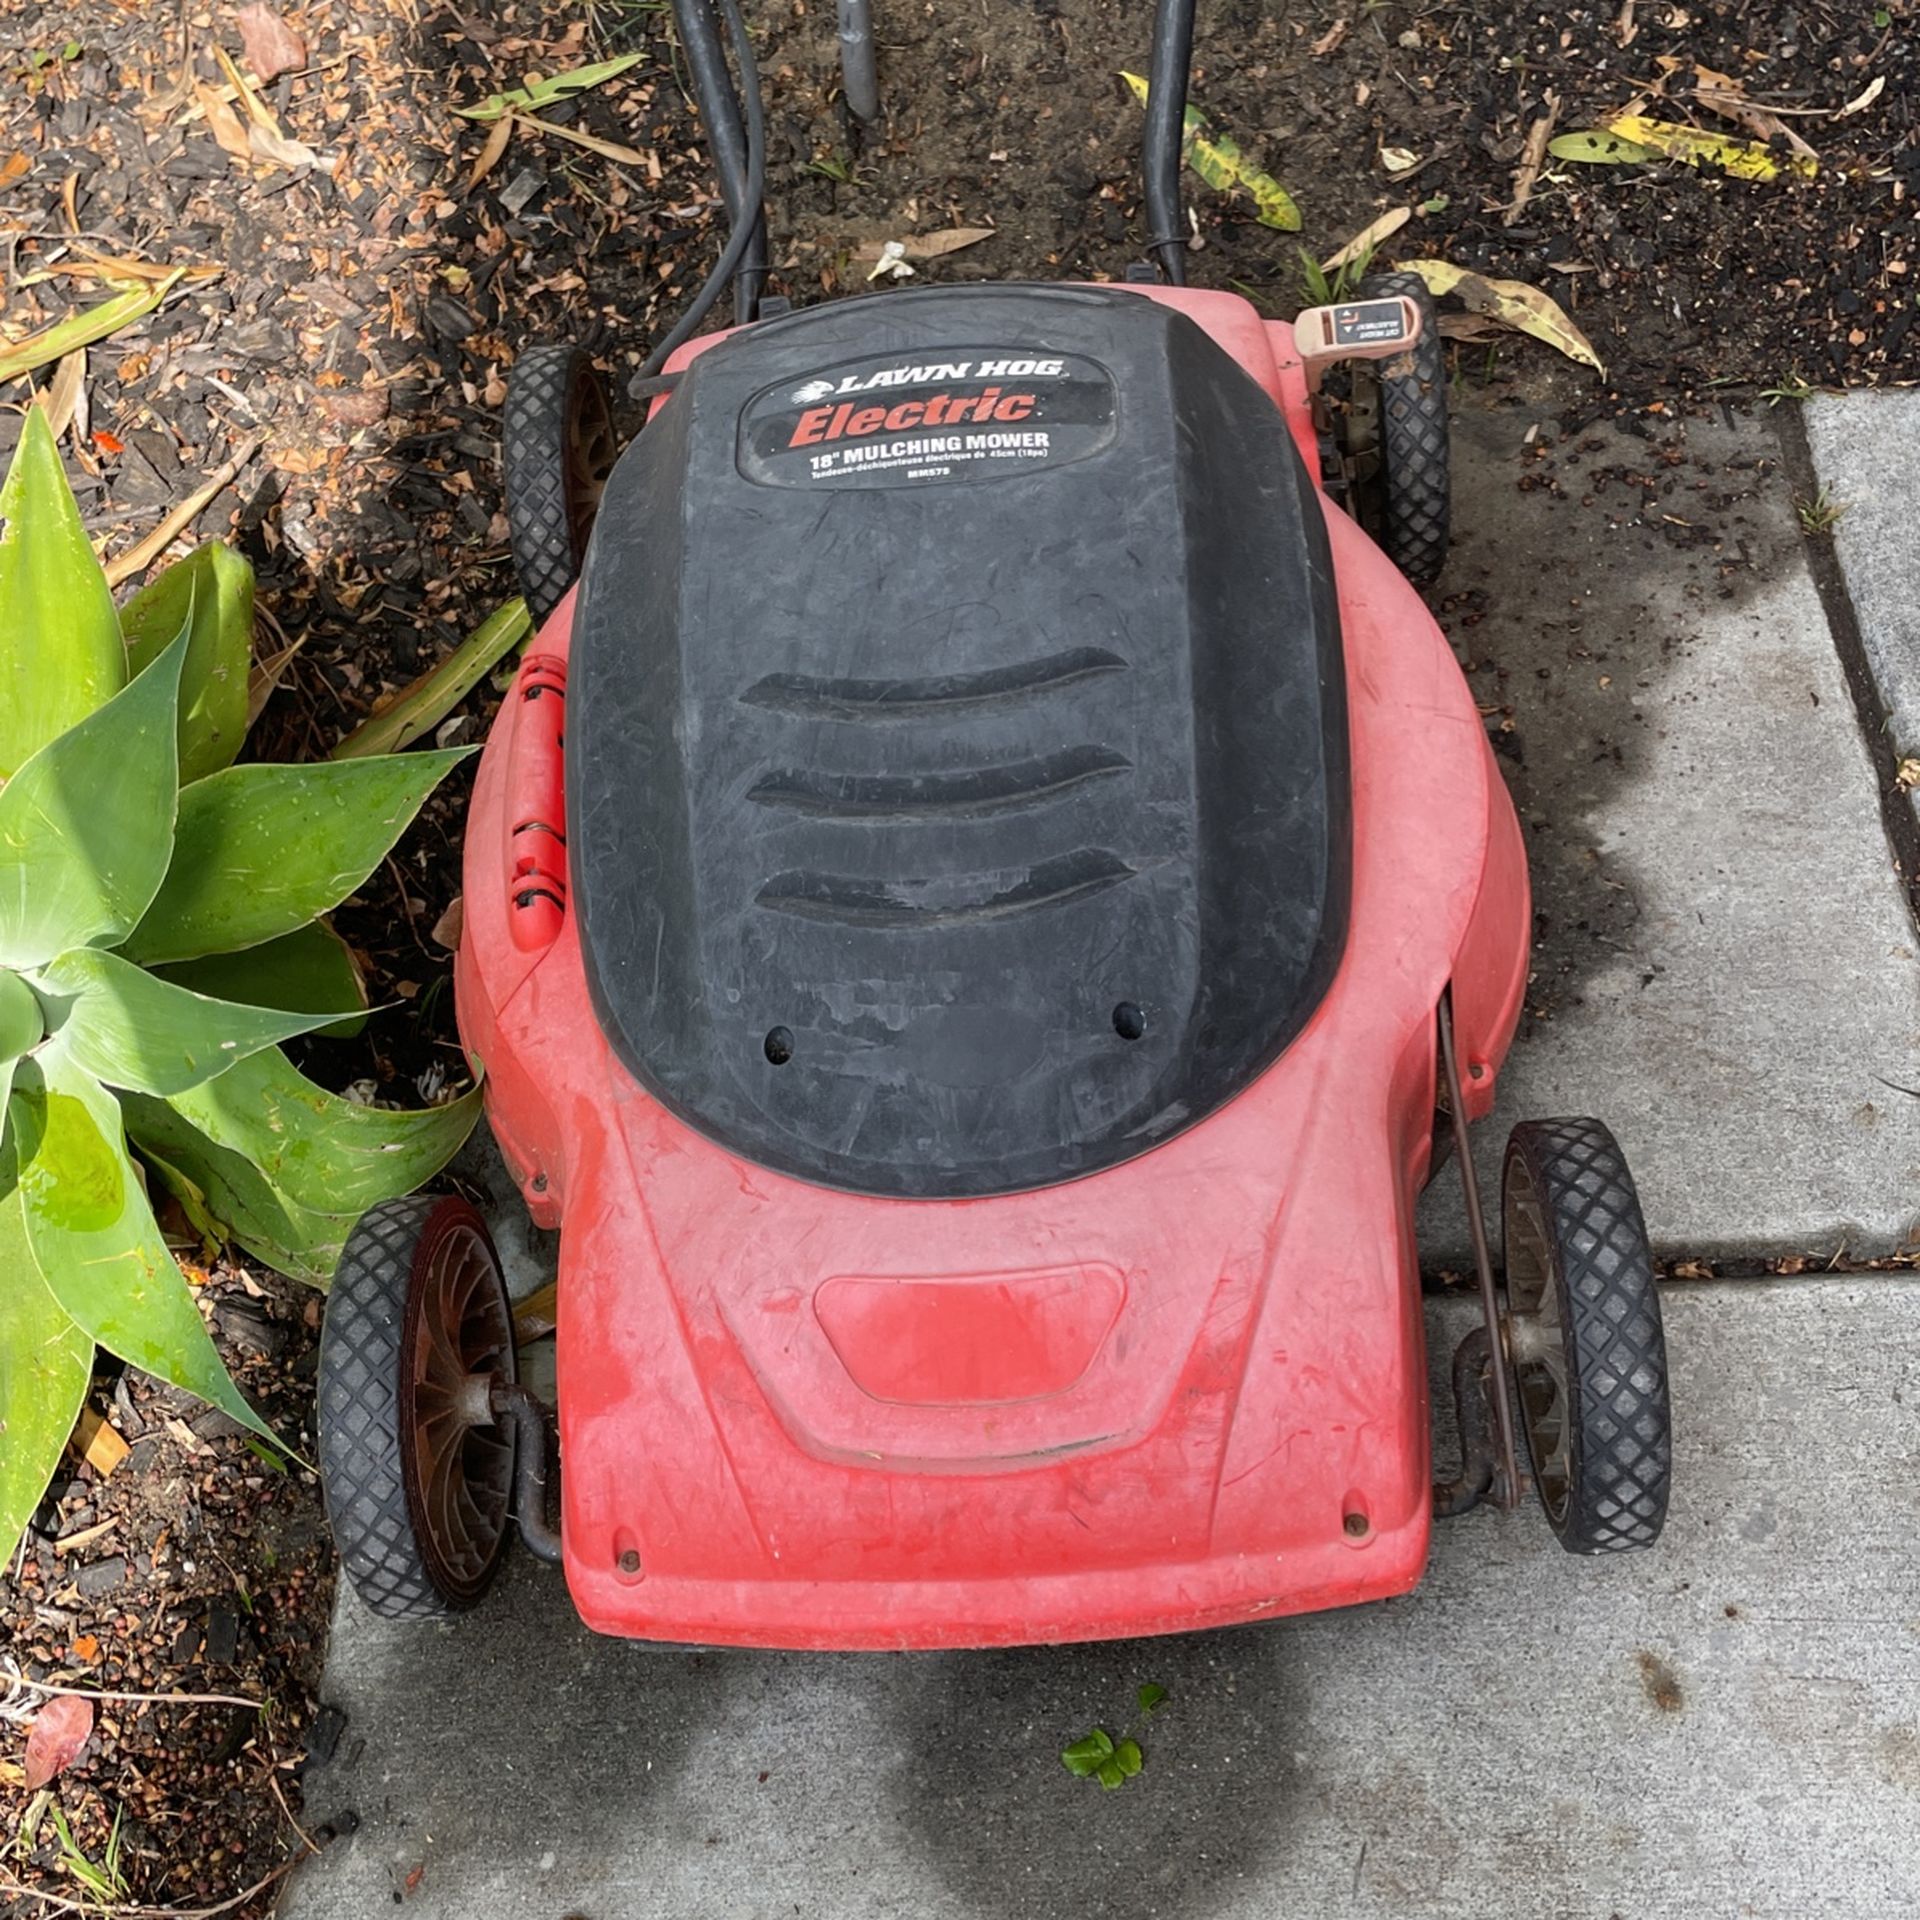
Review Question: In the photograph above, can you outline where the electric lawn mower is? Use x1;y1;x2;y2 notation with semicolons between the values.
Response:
316;0;1673;1647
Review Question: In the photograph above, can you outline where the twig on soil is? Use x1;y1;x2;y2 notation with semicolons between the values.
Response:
264;1762;322;1857
101;432;266;586
383;853;434;963
0;1859;299;1918
2;1658;262;1715
1505;92;1559;226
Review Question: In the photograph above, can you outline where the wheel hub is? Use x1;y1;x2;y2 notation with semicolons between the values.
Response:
401;1214;517;1606
1502;1171;1573;1524
564;374;617;559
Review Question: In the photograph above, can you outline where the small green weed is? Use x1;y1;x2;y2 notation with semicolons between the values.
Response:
1796;487;1848;535
48;1802;128;1910
1061;1683;1170;1791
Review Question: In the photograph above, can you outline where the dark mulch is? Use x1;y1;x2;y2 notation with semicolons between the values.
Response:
0;0;1913;1910
1;1268;330;1917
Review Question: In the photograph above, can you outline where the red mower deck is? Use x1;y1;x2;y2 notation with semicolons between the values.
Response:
455;288;1530;1649
316;0;1671;1653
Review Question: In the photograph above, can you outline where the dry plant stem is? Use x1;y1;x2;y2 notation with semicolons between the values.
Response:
103;433;266;586
265;1765;321;1857
1505;91;1559;225
9;1674;262;1711
0;1859;299;1918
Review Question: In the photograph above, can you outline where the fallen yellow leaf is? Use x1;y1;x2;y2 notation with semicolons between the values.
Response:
1398;258;1606;375
1119;72;1301;231
1321;206;1411;271
1606;113;1817;181
1550;128;1661;165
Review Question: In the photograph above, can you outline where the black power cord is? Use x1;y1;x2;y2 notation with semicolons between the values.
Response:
1142;0;1196;285
640;0;768;378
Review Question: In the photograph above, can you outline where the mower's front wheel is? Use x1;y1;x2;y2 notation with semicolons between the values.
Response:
1502;1119;1672;1554
318;1196;518;1619
503;344;617;624
1351;270;1449;586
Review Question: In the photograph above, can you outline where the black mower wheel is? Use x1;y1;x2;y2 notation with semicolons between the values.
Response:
1353;270;1449;586
1502;1119;1671;1555
502;344;617;624
317;1196;518;1619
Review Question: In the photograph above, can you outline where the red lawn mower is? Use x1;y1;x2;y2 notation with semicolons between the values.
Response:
317;0;1671;1645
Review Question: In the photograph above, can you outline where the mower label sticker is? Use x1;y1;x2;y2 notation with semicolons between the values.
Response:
738;348;1117;489
1331;299;1413;348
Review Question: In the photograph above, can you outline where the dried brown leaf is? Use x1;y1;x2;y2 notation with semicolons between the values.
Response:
248;123;322;170
23;1696;92;1791
855;227;996;262
235;2;308;83
247;634;305;727
1320;206;1410;270
1401;258;1606;374
214;43;282;134
467;115;514;192
195;81;253;162
508;111;648;166
32;349;86;440
72;1406;129;1479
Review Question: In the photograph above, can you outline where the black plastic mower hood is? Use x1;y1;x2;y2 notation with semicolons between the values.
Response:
567;283;1349;1198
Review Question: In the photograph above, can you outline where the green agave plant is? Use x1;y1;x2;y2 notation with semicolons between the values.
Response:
0;409;480;1563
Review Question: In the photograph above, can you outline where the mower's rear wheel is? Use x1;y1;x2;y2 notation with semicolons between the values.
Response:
1351;270;1449;586
503;344;616;625
318;1196;518;1619
1502;1119;1672;1555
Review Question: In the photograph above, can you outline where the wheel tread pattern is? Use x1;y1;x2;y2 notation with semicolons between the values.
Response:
318;1198;459;1620
1361;271;1450;586
504;344;591;625
1507;1118;1672;1555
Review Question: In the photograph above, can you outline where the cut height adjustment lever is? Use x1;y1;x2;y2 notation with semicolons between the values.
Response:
1295;295;1424;392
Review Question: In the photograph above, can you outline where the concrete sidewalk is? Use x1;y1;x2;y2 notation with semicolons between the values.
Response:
285;1280;1920;1920
1419;396;1917;1265
1807;390;1920;826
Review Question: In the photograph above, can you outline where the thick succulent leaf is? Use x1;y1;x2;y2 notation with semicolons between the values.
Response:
0;633;186;970
10;1054;271;1441
0;968;41;1131
330;597;531;759
121;543;256;783
153;920;369;1042
120;748;471;966
0;408;126;781
120;1092;356;1286
0;966;40;1058
160;1043;480;1214
31;947;336;1096
0;1142;95;1569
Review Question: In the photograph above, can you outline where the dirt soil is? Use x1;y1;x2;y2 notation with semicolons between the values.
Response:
0;0;1914;1912
1;1272;331;1917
